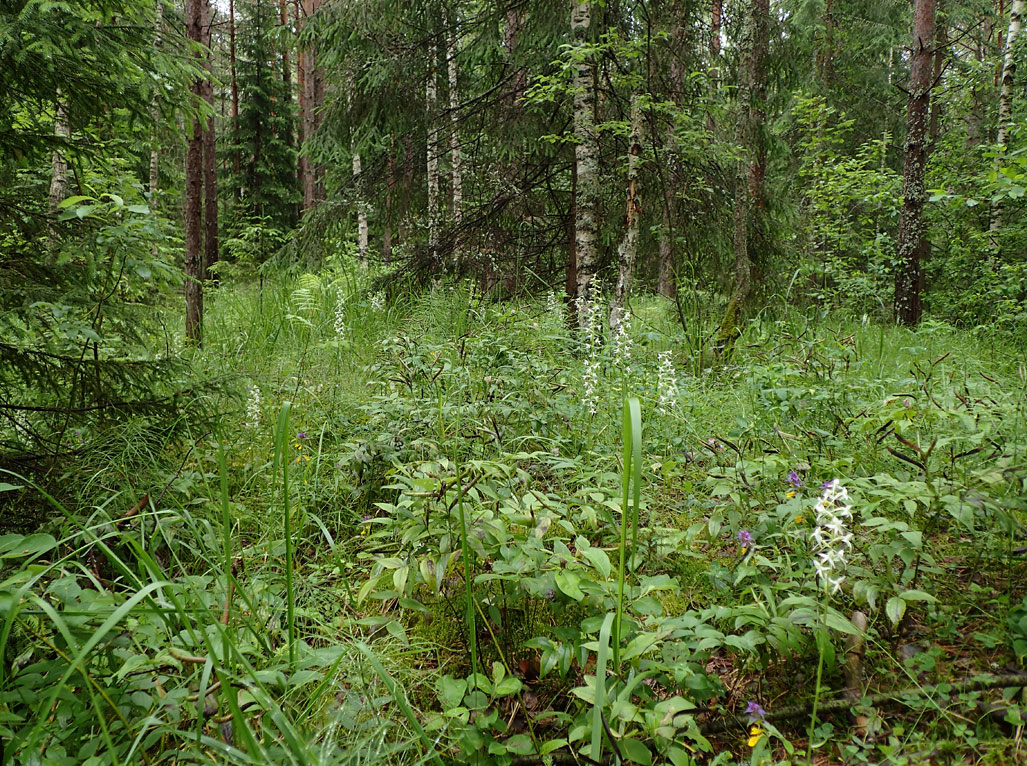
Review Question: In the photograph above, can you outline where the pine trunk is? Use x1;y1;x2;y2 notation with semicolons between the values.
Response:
149;1;164;208
201;0;218;283
610;98;642;331
716;0;769;351
572;0;598;319
990;0;1024;235
448;30;462;268
894;0;937;326
185;0;204;344
229;0;240;181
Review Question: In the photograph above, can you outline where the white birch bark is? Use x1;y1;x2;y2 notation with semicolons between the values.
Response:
610;96;642;331
353;151;368;267
426;40;440;263
991;0;1024;234
572;0;598;321
49;96;70;216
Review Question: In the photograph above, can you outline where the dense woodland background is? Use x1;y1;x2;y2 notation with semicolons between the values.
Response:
3;1;1027;764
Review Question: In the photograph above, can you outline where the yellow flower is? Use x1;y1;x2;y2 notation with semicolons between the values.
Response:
786;490;796;499
747;725;764;747
795;515;803;524
295;456;301;463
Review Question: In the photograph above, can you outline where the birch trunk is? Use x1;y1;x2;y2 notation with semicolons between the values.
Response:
49;97;70;216
611;97;642;331
229;0;239;182
426;40;440;263
353;150;368;267
894;0;937;326
572;0;598;320
990;0;1024;235
448;30;462;268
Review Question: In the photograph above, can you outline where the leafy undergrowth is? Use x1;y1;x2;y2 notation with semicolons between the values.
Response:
2;271;1027;765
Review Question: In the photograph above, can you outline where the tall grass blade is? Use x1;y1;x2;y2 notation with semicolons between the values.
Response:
591;612;615;762
273;401;297;668
355;641;445;766
614;396;642;669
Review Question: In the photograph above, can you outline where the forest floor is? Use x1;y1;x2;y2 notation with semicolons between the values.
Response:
3;269;1027;765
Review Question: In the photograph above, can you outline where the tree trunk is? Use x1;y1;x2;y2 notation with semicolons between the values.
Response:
149;1;164;209
894;0;937;326
426;39;440;263
384;136;395;264
185;0;205;344
572;0;598;319
990;0;1024;236
817;0;835;90
353;150;368;267
201;0;218;283
716;0;769;351
610;97;642;331
229;0;240;183
448;29;462;268
49;96;70;216
300;0;323;212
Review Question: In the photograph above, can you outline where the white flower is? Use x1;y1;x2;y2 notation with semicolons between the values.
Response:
244;385;262;429
810;479;853;595
656;350;678;414
334;290;348;336
369;291;385;311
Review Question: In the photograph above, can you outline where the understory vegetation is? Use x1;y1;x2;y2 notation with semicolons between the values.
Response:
3;269;1026;765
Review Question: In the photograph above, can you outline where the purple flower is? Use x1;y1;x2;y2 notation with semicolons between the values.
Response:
821;479;834;490
745;700;766;723
788;470;803;488
737;530;753;546
362;515;371;521
296;431;307;440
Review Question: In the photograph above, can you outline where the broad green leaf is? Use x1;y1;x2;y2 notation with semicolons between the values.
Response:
886;596;906;627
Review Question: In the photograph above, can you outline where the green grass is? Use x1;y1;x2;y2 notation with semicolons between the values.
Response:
2;266;1026;764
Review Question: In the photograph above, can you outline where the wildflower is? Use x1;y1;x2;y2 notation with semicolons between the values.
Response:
745;701;766;723
577;282;604;416
811;479;853;595
334;290;347;336
369;291;385;311
788;470;803;488
296;431;307;440
360;515;371;536
244;385;261;429
656;350;678;414
737;529;753;551
795;515;804;524
747;724;764;748
610;312;633;378
786;490;796;499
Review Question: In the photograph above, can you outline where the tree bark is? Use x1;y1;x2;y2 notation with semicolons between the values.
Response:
384;136;395;264
817;0;835;90
610;97;642;330
448;29;463;268
894;0;937;326
229;0;240;183
427;39;440;263
353;150;368;266
300;0;323;212
990;0;1024;236
149;1;164;209
572;0;598;320
201;0;218;283
716;0;769;350
49;96;70;216
185;0;205;344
